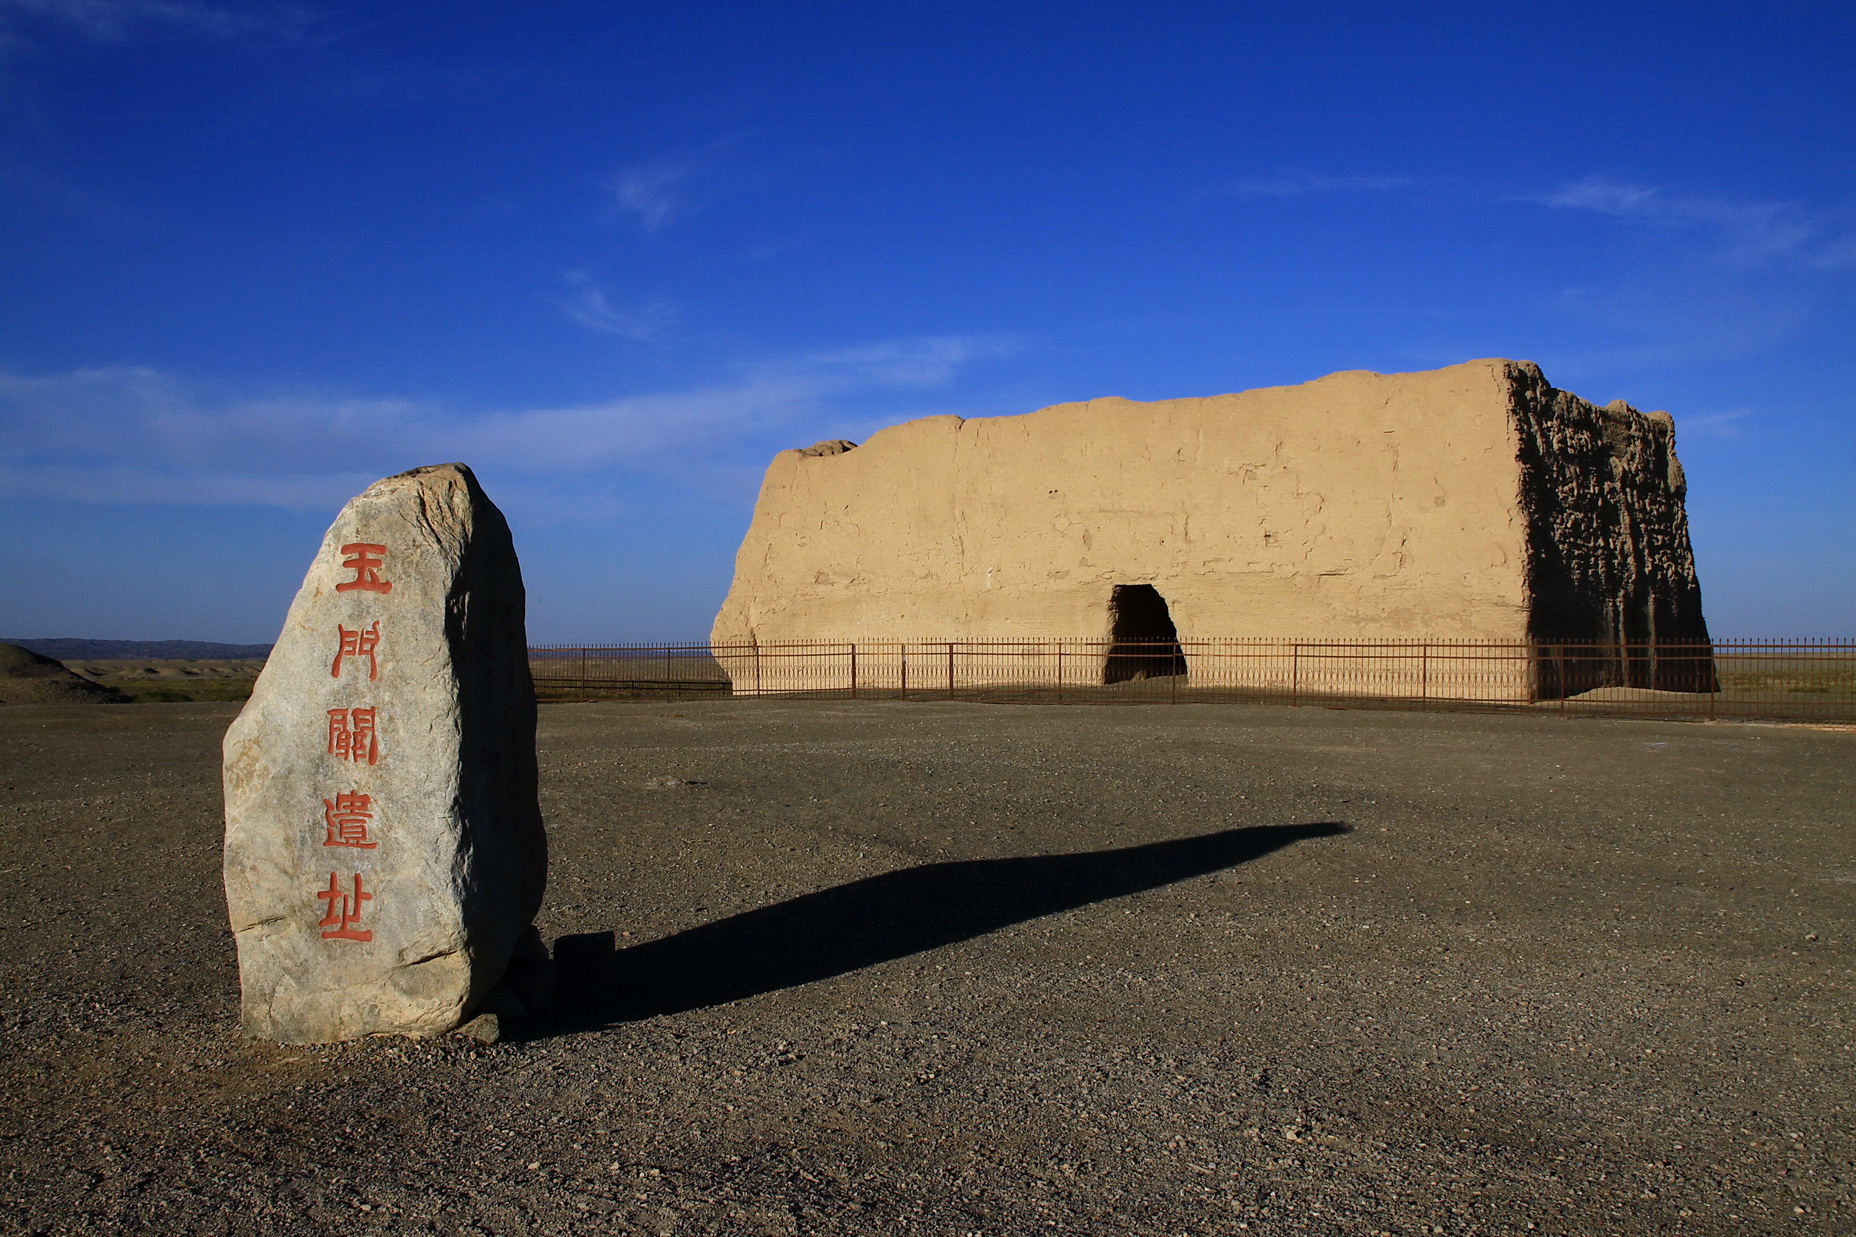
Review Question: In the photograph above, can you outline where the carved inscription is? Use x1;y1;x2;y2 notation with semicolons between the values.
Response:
317;872;374;941
318;545;391;941
335;542;394;594
331;621;381;680
326;707;380;765
321;793;377;849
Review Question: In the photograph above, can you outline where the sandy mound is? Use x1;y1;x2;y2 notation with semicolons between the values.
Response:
1565;686;1714;704
66;658;267;681
0;643;130;704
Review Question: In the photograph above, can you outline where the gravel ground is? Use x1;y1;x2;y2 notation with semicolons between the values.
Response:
0;698;1850;1236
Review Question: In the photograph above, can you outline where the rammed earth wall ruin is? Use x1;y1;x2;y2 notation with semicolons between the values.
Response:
712;359;1712;699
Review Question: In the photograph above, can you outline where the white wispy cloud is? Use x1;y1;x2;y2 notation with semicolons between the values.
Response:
1523;279;1811;381
1536;176;1854;268
1222;172;1415;199
794;336;1011;386
0;335;1017;511
607;159;694;233
556;271;674;342
1807;232;1856;271
0;0;310;42
1677;408;1758;439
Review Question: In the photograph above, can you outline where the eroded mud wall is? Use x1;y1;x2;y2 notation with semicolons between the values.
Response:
714;360;1536;659
1505;363;1715;694
712;358;1713;699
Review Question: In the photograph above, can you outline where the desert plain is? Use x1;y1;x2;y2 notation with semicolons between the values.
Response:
61;659;267;704
0;697;1850;1236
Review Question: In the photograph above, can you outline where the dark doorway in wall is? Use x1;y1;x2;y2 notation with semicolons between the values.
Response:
1104;584;1188;683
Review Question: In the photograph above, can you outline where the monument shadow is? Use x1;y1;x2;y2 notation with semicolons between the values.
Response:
538;821;1347;1033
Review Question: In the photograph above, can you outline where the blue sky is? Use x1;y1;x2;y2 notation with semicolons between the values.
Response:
0;0;1851;641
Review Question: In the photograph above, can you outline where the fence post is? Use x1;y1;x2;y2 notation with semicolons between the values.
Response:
1557;646;1566;713
849;643;858;700
1708;642;1718;721
947;642;956;700
1419;643;1429;708
899;644;908;700
753;643;762;697
1056;647;1064;704
1291;643;1301;707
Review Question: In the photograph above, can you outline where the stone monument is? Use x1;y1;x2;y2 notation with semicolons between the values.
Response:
712;359;1713;698
223;463;547;1043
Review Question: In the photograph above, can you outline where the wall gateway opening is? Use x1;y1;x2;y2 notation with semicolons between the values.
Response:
1104;584;1188;684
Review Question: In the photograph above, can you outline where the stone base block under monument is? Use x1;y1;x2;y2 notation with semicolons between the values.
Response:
703;638;1722;704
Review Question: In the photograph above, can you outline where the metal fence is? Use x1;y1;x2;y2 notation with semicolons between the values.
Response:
528;639;1856;722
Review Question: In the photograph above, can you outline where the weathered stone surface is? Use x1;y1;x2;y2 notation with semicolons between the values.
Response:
712;359;1712;697
0;642;130;704
223;463;546;1043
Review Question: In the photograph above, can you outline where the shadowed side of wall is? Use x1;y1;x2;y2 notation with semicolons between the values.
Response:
1506;363;1716;695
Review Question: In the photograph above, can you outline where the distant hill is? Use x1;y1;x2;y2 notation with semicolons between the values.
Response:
4;639;273;661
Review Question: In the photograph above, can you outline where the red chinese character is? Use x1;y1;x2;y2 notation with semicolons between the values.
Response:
316;872;374;941
326;707;380;765
331;620;381;680
335;542;393;594
322;793;378;849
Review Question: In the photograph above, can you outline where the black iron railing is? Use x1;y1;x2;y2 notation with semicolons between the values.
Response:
527;639;1856;722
